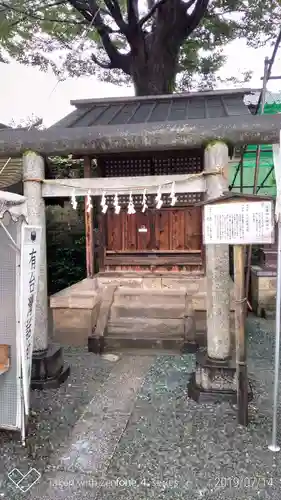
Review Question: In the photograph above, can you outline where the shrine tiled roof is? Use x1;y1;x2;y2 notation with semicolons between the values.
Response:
51;88;256;129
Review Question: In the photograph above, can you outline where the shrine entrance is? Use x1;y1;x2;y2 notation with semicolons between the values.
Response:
98;150;204;273
105;205;203;272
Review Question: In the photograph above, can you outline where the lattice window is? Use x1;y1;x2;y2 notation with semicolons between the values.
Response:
101;151;203;177
106;192;203;208
104;157;151;177
153;155;202;175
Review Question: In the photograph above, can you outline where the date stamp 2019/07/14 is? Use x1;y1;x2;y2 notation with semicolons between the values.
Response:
213;476;273;490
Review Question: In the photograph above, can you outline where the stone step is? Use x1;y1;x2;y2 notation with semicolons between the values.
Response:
115;286;187;296
107;317;185;336
103;336;185;352
114;287;187;306
110;303;186;320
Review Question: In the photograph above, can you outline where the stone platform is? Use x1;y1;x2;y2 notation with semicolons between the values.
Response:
251;266;276;319
50;272;236;352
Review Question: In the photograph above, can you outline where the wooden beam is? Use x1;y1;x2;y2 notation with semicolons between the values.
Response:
104;253;203;266
1;114;281;157
42;174;206;198
84;156;94;278
234;244;248;426
98;212;105;272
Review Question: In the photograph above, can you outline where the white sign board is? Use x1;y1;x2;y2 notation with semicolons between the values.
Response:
203;201;274;245
20;225;42;416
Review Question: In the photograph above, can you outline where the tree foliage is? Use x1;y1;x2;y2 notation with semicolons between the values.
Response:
46;203;86;294
0;0;280;93
8;114;44;129
44;156;86;294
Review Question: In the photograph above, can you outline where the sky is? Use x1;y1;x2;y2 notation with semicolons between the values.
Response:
0;38;281;128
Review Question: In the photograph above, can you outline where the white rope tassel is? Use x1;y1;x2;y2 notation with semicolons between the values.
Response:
127;192;136;214
113;192;121;214
169;181;177;206
155;185;163;209
86;190;93;213
142;189;148;213
71;189;78;210
101;191;108;214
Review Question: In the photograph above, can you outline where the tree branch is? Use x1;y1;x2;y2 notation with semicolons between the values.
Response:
91;52;114;68
185;0;198;11
0;1;86;24
185;0;210;36
68;0;92;22
127;0;139;26
103;0;128;33
68;0;131;73
139;0;167;27
43;0;67;7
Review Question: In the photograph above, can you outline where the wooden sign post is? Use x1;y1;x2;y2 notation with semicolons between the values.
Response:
233;244;248;425
201;192;274;426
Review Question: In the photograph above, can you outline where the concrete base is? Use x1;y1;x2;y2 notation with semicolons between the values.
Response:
88;335;198;354
50;273;236;349
50;280;101;347
188;352;253;404
188;372;237;403
181;341;198;354
251;266;276;318
31;344;70;390
88;335;105;354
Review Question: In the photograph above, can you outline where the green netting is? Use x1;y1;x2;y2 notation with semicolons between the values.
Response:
229;98;281;196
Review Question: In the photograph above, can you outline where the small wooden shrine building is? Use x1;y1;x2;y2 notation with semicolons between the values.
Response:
1;86;281;394
1;86;279;361
50;89;251;277
42;88;251;352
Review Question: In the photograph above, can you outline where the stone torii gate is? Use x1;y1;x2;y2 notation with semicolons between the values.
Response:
0;110;281;396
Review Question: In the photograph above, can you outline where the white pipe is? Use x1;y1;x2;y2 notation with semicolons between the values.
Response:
269;219;281;452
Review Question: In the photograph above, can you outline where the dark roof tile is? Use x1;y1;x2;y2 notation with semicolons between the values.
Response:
51;88;255;129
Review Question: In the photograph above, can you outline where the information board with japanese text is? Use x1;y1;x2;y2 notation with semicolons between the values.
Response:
203;201;274;245
20;225;42;416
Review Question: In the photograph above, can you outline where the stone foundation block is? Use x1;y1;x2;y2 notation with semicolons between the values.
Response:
188;352;253;404
142;277;162;289
251;266;276;318
51;307;99;347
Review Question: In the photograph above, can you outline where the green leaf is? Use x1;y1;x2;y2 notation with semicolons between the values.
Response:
1;0;280;92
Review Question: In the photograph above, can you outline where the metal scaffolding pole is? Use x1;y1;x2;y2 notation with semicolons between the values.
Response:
269;134;281;452
244;29;281;308
244;59;270;308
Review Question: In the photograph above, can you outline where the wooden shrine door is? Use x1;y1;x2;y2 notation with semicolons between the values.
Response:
104;206;203;272
154;207;202;252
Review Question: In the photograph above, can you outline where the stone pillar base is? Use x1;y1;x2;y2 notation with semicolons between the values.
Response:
188;352;253;404
31;343;70;390
181;341;199;354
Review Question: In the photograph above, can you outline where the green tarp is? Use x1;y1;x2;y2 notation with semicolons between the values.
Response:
230;97;281;196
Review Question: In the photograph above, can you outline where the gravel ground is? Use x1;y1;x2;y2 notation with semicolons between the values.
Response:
0;348;115;498
1;315;281;499
98;316;281;499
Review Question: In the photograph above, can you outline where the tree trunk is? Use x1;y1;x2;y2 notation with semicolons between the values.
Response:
129;0;187;95
132;57;177;95
130;36;183;95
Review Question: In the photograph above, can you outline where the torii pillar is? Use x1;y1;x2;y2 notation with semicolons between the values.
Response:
188;141;236;402
23;151;70;389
